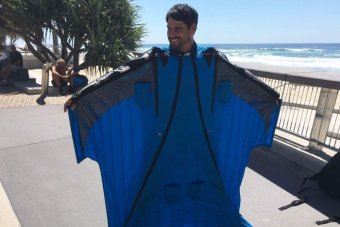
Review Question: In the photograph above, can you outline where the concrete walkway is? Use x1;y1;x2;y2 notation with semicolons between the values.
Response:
0;71;339;226
0;105;106;227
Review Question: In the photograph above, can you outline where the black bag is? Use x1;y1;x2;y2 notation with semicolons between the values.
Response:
280;151;340;225
312;151;340;198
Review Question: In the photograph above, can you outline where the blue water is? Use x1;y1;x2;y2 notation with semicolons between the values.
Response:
140;43;340;78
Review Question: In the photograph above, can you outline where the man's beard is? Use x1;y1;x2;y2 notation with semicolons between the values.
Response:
169;37;183;52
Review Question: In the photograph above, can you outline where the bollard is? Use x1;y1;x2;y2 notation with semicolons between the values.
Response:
309;88;338;152
41;63;52;96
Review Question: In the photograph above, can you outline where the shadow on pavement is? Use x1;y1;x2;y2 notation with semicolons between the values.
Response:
248;142;340;225
0;83;22;94
36;94;47;105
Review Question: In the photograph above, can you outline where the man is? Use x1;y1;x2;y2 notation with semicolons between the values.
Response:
0;45;23;86
51;59;77;95
0;45;10;77
65;4;280;226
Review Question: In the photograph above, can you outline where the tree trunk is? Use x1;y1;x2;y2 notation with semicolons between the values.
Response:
24;37;47;63
52;31;59;56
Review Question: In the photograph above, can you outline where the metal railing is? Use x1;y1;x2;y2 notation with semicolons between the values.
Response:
249;69;340;153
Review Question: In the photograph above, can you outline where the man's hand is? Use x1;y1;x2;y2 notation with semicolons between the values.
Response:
64;98;76;112
62;75;69;82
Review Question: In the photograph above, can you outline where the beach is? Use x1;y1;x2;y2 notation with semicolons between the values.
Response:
232;61;340;82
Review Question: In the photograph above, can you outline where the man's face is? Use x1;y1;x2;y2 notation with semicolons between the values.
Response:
167;17;196;53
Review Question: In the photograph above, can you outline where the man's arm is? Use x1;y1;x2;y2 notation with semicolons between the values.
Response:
51;65;68;82
51;65;60;75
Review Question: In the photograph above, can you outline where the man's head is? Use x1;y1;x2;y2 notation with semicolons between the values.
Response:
166;4;198;53
56;59;66;67
10;45;16;52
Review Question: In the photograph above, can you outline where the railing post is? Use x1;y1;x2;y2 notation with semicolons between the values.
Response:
41;63;52;96
309;88;338;152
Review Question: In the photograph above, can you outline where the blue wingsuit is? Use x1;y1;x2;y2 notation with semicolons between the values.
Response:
68;43;281;226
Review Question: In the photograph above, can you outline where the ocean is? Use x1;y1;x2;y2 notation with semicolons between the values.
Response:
141;43;340;80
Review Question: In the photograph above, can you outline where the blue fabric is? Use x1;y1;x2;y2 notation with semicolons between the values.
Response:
73;74;88;90
68;46;280;226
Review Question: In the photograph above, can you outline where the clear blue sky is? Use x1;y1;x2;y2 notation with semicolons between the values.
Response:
134;0;340;44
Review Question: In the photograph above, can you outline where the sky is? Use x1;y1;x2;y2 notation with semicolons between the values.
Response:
133;0;340;44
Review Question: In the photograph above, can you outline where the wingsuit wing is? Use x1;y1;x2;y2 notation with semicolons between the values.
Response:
68;48;163;226
68;47;281;227
209;49;281;210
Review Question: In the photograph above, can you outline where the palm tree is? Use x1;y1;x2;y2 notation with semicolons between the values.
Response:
0;0;144;68
76;0;145;69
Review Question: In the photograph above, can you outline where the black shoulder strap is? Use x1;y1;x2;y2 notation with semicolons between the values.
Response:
278;175;317;211
316;216;340;225
278;195;307;211
279;174;340;225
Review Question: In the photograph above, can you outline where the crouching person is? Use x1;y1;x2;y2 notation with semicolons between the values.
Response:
51;59;88;95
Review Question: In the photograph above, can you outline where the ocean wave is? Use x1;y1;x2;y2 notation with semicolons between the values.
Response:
285;48;323;52
138;44;340;73
218;49;332;60
228;54;340;71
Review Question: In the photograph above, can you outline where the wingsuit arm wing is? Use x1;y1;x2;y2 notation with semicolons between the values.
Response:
68;48;161;163
214;49;281;147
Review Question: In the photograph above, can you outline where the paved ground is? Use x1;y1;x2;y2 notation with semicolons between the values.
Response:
0;84;69;108
0;70;339;227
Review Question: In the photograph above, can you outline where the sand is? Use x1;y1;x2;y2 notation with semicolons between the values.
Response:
232;61;340;82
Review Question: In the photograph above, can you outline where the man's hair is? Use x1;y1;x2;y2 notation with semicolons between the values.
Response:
56;59;65;66
166;4;198;28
